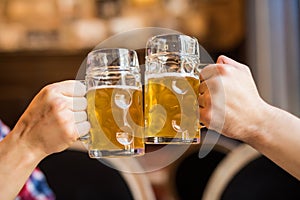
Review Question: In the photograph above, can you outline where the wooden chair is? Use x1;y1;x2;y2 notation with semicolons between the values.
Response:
39;143;156;200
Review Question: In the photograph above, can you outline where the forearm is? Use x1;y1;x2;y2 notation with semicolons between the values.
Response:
0;130;45;199
245;104;300;180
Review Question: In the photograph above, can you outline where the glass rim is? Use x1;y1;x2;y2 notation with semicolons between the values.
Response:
86;47;140;74
87;47;138;57
145;51;200;58
146;33;199;45
146;33;200;56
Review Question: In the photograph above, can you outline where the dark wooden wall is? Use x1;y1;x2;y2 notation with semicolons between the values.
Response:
0;49;89;128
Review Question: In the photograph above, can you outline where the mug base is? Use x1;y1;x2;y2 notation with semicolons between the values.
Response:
88;148;145;158
145;137;200;144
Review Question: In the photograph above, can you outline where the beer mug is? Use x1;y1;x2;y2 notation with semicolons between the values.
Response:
144;33;202;144
84;48;144;158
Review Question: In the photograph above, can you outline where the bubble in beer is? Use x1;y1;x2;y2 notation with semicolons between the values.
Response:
116;125;134;146
114;89;132;109
171;79;188;95
171;119;182;132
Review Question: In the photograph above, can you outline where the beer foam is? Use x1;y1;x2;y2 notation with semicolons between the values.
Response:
88;85;141;91
146;72;199;80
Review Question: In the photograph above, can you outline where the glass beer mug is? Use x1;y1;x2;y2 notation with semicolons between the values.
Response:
84;48;144;158
144;33;202;144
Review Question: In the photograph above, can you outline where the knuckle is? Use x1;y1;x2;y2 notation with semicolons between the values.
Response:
200;109;211;124
42;83;59;96
242;64;251;74
206;81;218;94
216;64;227;75
49;97;68;113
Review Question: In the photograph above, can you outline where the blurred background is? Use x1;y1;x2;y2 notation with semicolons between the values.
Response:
0;0;299;199
0;0;299;126
0;0;249;128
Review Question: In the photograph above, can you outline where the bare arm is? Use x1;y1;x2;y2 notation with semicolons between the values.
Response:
248;104;300;179
0;80;90;199
200;55;300;180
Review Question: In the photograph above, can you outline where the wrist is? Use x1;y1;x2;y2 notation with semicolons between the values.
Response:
0;128;45;199
9;125;47;165
242;100;275;148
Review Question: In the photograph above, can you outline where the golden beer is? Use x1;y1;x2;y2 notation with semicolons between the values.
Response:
144;73;201;144
87;85;144;157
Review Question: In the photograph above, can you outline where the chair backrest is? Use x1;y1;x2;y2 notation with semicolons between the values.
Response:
138;131;241;200
170;133;241;200
102;157;156;200
39;144;156;200
202;143;300;200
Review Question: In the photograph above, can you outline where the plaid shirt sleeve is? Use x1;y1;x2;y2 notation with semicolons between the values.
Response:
0;120;55;200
